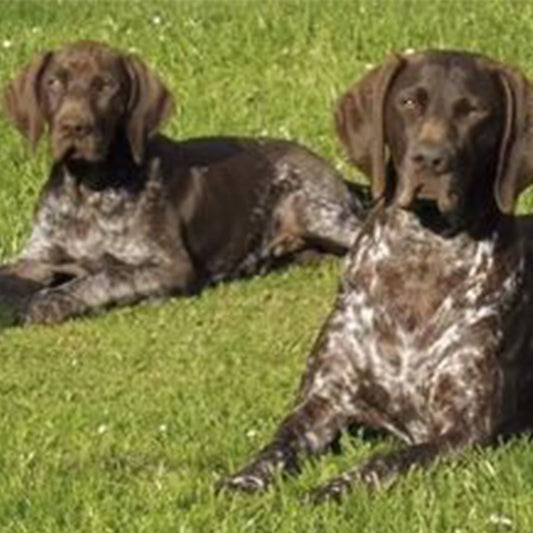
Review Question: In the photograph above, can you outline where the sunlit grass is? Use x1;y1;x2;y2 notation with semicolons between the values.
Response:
1;1;533;531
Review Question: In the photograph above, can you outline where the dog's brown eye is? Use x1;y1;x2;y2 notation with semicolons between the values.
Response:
454;99;483;118
400;88;428;113
46;77;63;91
401;97;418;109
400;92;426;114
92;77;115;94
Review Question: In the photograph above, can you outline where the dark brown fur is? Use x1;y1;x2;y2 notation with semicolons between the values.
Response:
0;41;370;325
220;50;533;502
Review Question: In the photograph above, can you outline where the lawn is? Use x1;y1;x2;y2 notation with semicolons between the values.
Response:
1;1;533;531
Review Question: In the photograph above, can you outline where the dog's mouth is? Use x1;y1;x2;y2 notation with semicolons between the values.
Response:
393;145;467;215
52;133;109;164
395;171;461;215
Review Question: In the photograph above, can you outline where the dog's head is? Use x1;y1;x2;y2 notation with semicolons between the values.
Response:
335;50;533;225
3;40;174;165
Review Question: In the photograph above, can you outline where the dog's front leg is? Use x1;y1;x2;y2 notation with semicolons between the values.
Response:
0;260;65;323
20;256;197;325
0;259;61;285
219;393;349;493
307;430;478;504
219;289;364;494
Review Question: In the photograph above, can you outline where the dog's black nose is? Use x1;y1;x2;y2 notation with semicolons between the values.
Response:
59;116;95;138
411;144;452;174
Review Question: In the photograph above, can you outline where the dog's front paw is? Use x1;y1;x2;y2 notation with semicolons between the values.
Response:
216;458;279;495
305;473;354;505
217;471;270;494
20;289;82;325
306;476;352;505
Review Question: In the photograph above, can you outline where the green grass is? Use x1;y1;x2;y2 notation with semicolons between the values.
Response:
1;0;533;531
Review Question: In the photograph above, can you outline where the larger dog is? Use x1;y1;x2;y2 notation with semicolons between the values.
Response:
0;41;369;325
221;50;533;502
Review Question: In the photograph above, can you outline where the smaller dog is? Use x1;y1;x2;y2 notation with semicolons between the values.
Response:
0;41;369;325
221;50;533;502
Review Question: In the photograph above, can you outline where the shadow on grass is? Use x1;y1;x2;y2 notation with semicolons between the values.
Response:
0;302;18;331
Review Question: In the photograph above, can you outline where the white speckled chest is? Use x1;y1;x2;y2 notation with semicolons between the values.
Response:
310;209;525;444
21;174;161;266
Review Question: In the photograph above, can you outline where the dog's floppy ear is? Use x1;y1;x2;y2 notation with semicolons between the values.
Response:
124;54;174;165
335;54;404;200
3;52;52;151
493;65;533;214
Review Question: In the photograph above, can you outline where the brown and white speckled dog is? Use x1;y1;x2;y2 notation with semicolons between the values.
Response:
0;41;370;325
220;50;533;502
